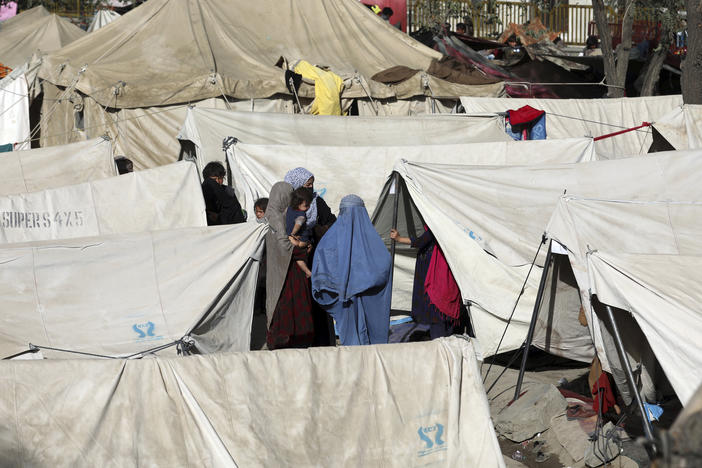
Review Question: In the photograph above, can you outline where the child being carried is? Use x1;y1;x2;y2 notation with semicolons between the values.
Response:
286;187;314;278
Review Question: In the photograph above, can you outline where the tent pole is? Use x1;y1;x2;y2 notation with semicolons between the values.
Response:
603;303;656;443
513;239;552;401
388;171;401;290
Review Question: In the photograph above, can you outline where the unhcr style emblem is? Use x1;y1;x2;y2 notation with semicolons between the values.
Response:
132;321;156;339
417;423;446;457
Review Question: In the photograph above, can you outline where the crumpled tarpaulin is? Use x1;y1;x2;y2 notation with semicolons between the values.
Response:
372;56;500;87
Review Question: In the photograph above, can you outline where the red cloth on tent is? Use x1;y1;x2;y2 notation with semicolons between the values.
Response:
424;244;461;320
592;373;617;414
507;105;545;125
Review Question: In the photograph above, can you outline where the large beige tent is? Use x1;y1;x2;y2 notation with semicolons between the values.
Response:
36;0;504;168
0;161;206;244
459;95;683;157
0;137;115;196
374;150;702;359
0;5;49;29
0;337;505;467
0;6;85;69
0;222;266;359
179;107;513;175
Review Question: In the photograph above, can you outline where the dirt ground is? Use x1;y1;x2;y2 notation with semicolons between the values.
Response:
481;350;660;468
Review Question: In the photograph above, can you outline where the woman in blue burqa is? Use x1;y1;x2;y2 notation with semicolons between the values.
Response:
311;195;392;345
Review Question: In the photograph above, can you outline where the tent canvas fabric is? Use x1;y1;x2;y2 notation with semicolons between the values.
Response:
179;107;513;174
380;150;702;359
0;161;206;244
0;5;48;28
36;0;504;167
225;137;592;217
652;104;702;151
0;10;85;69
459;95;683;157
0;67;29;148
545;196;702;403
0;137;116;196
39;92;291;171
587;251;702;406
38;0;502;108
86;9;120;32
0;222;266;359
0;336;505;467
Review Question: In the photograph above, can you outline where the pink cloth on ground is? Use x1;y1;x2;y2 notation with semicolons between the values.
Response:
424;243;461;320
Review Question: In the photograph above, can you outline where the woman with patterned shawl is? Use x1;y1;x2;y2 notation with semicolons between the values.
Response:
265;181;315;349
284;166;337;345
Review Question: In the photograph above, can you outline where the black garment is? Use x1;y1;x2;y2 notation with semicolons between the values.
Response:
309;195;337;345
201;178;246;225
312;196;337;243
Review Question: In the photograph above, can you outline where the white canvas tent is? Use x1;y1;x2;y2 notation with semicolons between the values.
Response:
545;196;702;406
0;336;504;467
459;95;683;157
37;0;503;169
179;107;513;175
0;161;205;244
226;137;596;316
86;8;120;32
0;137;115;196
0;65;30;148
587;251;702;406
225;137;595;217
0;222;266;359
652;104;702;151
376;150;702;358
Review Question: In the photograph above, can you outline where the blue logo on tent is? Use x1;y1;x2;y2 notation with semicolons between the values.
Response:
317;187;327;198
132;321;155;339
417;423;446;457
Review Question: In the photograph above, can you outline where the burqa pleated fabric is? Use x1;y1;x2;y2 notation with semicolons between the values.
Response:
311;195;391;345
265;181;294;327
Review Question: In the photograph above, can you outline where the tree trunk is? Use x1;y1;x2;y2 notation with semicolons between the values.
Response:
640;24;672;96
592;0;618;95
591;0;634;98
613;0;635;96
683;0;702;104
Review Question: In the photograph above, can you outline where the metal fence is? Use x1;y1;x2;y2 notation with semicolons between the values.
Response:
407;1;657;46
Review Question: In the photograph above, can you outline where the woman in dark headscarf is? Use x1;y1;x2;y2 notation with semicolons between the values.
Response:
284;167;336;242
312;195;392;345
265;181;315;349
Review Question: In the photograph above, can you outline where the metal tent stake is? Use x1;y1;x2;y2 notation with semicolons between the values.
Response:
603;303;656;443
513;240;552;402
388;171;401;290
